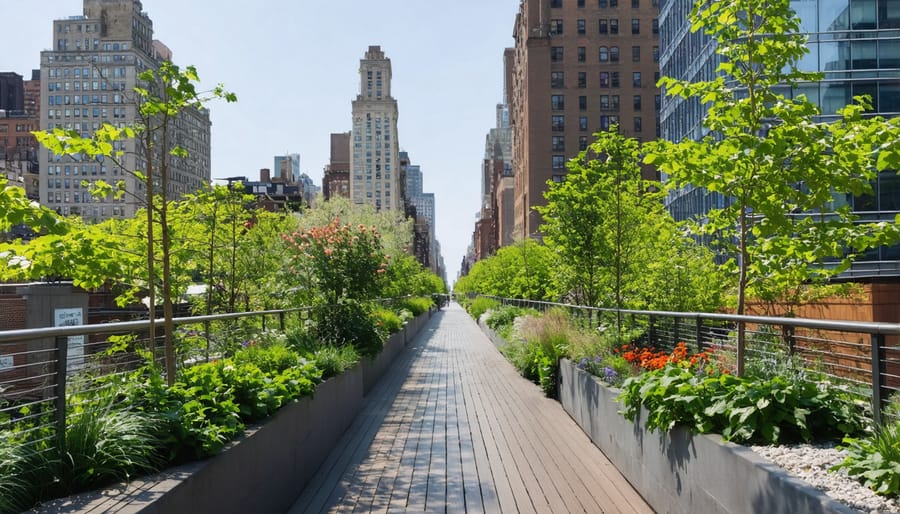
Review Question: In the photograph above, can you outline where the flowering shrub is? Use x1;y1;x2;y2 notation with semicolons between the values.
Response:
282;219;388;304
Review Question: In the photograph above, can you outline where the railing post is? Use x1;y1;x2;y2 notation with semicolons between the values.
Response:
649;315;656;346
261;313;267;332
783;325;796;355
872;333;886;427
54;334;68;457
696;315;703;353
279;312;285;332
673;317;680;347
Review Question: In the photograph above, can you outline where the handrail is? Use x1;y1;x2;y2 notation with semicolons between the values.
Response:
478;295;900;335
0;306;317;343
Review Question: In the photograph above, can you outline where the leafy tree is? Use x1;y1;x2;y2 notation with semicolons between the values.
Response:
382;254;446;298
644;0;900;373
537;128;664;317
0;179;67;236
33;63;236;385
454;239;558;301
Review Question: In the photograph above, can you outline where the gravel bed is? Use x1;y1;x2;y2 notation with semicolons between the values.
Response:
751;443;900;513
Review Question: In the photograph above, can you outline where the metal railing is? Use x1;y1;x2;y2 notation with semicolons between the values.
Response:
471;295;900;426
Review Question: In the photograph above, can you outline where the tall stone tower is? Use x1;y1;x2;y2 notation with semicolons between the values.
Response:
350;46;401;212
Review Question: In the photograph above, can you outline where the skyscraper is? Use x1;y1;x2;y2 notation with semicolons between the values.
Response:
509;0;661;239
350;46;401;212
273;153;300;183
38;0;212;221
660;0;900;278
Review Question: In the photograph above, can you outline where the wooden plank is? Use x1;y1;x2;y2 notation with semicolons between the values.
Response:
288;306;652;514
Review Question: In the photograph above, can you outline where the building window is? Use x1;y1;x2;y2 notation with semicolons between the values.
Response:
578;46;586;62
632;19;640;34
579;116;589;131
600;71;610;87
578;0;585;6
579;95;587;110
579;136;588;151
600;46;609;62
552;115;565;131
633;71;642;87
601;115;612;131
551;71;565;88
632;45;640;61
599;19;608;33
632;0;639;6
655;94;661;111
550;19;564;35
611;0;618;6
577;19;586;34
653;45;660;62
652;18;659;35
612;71;620;87
634;116;642;132
552;136;566;151
600;95;610;110
612;94;620;110
551;95;565;110
599;0;607;6
552;46;564;62
611;46;620;62
610;19;619;34
551;0;562;6
578;72;587;88
552;155;566;170
634;95;642;111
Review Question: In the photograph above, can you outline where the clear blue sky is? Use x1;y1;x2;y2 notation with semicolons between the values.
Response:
4;0;521;284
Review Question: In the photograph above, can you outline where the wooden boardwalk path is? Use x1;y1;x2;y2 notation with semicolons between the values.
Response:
288;303;653;514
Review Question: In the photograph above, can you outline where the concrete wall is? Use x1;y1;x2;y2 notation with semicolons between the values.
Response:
558;359;856;514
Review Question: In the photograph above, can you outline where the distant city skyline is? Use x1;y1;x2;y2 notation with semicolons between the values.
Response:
3;0;520;283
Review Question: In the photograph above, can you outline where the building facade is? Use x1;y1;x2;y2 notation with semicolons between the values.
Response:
324;132;350;200
510;0;661;239
0;71;41;202
38;0;212;221
273;153;300;183
350;46;401;212
660;0;900;278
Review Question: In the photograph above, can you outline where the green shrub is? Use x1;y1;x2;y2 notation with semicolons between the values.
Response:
373;308;403;335
834;422;900;496
485;306;535;333
619;366;865;444
313;300;383;357
233;340;300;374
467;297;500;321
312;345;360;380
397;296;433;316
170;363;245;459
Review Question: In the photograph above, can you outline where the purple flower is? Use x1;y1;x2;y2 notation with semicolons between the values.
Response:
604;366;618;382
593;355;603;364
578;357;589;369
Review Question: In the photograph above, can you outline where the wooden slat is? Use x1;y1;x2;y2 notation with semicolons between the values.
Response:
287;306;652;513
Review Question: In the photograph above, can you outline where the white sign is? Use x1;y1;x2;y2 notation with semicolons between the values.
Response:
0;355;12;371
54;308;85;372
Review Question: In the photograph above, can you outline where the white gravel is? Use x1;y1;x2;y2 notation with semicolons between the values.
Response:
751;443;900;513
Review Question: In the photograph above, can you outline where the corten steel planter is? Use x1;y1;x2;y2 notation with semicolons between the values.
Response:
558;359;856;514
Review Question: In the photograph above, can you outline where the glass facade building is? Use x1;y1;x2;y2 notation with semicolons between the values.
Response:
659;0;900;277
